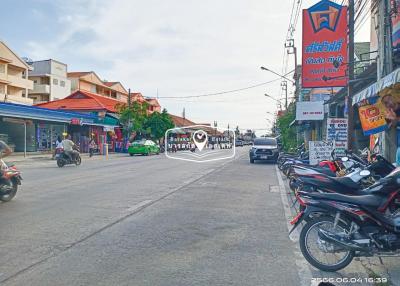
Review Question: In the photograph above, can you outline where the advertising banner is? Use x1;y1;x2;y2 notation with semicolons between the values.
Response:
326;118;348;153
302;1;348;88
358;99;387;136
295;101;324;121
392;0;400;48
309;141;334;165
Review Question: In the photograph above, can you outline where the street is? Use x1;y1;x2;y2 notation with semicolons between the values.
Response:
0;148;302;286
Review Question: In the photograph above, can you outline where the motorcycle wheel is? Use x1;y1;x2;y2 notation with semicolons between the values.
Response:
299;216;354;272
57;159;65;168
75;155;82;166
0;180;18;202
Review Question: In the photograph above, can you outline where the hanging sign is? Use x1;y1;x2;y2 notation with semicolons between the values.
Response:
358;100;387;135
302;0;348;88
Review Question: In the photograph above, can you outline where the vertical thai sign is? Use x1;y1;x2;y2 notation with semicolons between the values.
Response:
302;1;348;88
326;118;348;154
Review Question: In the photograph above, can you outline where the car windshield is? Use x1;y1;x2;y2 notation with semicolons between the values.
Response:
253;139;277;146
132;140;146;145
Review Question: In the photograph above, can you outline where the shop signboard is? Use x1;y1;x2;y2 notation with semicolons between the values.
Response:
295;101;324;121
326;118;348;155
302;1;348;88
309;141;334;165
392;0;400;48
70;118;82;125
358;98;387;136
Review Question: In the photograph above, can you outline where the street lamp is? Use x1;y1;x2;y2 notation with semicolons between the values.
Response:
265;93;282;104
260;66;295;83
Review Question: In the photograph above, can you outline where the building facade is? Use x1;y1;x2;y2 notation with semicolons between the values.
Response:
0;41;33;105
68;71;128;103
28;59;71;104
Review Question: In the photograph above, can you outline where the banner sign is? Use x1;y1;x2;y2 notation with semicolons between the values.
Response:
296;101;324;121
302;0;348;88
309;141;334;165
326;118;348;153
358;98;387;136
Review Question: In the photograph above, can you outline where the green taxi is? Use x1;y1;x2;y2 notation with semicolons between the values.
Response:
128;139;160;156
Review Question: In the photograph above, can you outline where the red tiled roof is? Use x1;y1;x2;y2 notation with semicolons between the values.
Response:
67;72;91;78
168;114;196;127
145;98;161;107
103;81;117;87
35;90;122;113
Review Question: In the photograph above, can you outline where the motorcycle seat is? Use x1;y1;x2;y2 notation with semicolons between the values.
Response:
330;176;360;189
303;192;385;208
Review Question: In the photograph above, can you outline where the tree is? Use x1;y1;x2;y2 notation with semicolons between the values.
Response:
116;101;149;138
276;107;297;151
144;109;174;141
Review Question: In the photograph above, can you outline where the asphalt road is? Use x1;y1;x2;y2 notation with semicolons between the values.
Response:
0;147;301;286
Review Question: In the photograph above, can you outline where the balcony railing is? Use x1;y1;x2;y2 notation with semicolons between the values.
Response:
0;93;33;105
7;74;34;90
31;84;50;94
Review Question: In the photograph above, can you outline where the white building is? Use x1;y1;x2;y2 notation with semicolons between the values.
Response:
28;59;71;104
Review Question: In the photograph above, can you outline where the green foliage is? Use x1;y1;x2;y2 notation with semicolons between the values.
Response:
276;109;297;151
116;101;148;137
117;103;174;141
144;109;175;141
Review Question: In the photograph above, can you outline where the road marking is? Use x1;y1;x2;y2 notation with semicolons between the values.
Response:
275;165;313;286
127;200;153;213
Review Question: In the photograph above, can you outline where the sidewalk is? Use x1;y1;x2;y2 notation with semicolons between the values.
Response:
4;152;127;164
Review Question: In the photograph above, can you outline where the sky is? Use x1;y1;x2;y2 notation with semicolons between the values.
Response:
1;0;371;135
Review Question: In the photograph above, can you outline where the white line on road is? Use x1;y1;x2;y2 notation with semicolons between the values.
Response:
275;165;314;286
127;200;153;213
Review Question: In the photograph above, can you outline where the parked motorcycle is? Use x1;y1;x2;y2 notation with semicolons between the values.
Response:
57;150;82;168
0;159;22;202
290;168;400;272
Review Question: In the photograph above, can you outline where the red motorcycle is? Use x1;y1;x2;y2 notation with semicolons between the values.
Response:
0;159;22;202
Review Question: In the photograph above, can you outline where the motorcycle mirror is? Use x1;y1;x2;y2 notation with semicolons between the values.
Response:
360;170;371;177
341;156;349;162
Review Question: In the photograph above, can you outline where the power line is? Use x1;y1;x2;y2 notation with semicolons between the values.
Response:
151;76;288;99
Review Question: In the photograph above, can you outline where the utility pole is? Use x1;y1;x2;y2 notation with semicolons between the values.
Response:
347;0;355;151
281;81;288;110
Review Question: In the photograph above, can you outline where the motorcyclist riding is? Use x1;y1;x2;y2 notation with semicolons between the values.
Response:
62;135;79;161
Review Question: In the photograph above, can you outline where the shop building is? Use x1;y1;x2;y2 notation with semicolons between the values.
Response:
0;102;104;154
0;41;34;105
28;59;71;104
36;90;122;152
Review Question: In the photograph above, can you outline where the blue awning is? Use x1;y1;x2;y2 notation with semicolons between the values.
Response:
353;68;400;105
0;102;97;124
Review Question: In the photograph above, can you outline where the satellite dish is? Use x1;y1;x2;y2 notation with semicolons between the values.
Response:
22;57;33;65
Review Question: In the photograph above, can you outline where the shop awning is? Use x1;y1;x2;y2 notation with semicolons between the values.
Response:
0;102;97;124
353;68;400;105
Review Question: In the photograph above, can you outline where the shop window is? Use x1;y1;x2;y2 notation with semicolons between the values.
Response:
53;78;58;85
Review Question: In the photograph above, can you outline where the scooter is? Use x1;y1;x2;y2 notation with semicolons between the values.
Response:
57;150;82;168
0;159;22;202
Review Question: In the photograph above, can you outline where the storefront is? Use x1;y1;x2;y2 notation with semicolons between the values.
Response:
352;68;400;162
0;102;106;154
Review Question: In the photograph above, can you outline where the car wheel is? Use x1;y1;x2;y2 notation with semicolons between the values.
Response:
129;153;134;156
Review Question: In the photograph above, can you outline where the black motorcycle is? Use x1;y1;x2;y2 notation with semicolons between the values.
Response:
57;150;82;168
291;168;400;272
